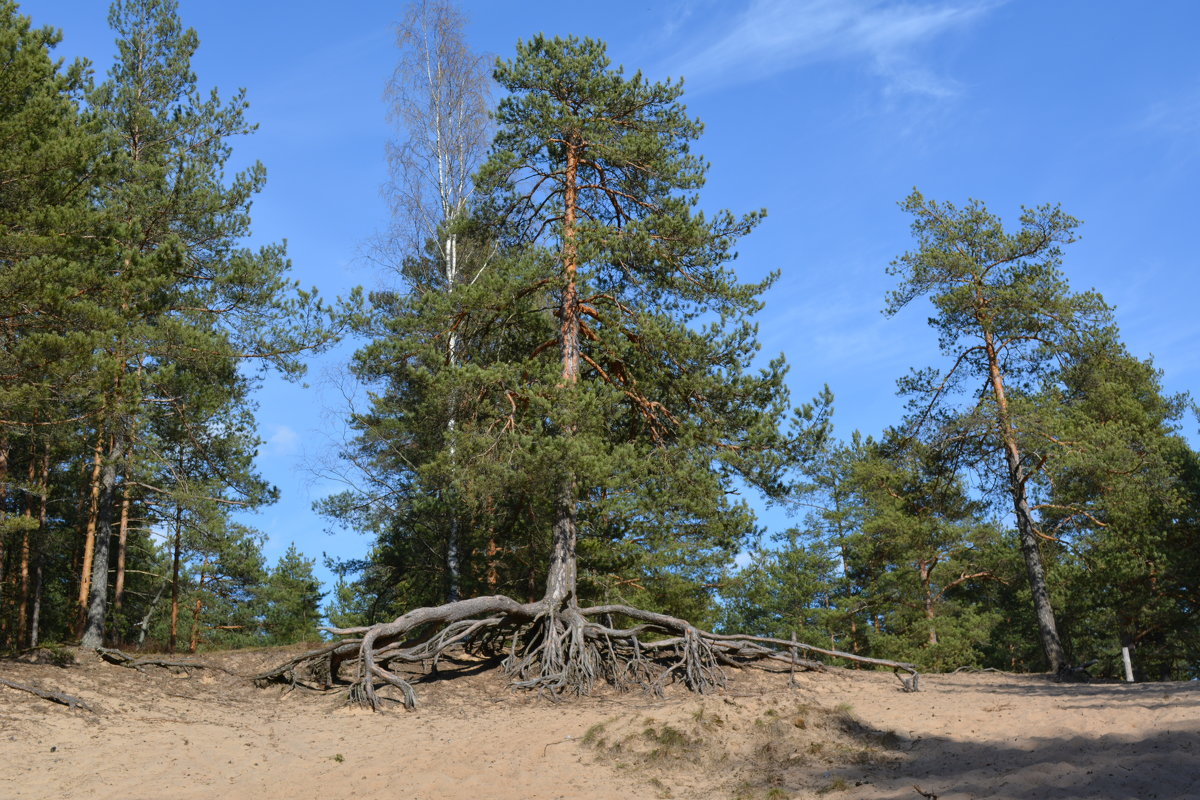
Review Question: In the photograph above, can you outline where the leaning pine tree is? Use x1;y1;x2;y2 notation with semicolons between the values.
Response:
886;191;1114;672
262;36;916;708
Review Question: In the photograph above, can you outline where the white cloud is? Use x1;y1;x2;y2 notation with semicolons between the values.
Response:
667;0;998;97
264;424;301;457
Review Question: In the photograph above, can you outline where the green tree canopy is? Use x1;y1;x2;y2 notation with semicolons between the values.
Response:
261;544;325;645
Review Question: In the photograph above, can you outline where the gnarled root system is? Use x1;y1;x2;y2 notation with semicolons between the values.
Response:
252;596;919;710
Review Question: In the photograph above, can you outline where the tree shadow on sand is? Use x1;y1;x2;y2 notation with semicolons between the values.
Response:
831;686;1199;800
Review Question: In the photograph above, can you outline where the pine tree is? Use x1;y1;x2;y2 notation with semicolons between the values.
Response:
260;544;325;645
846;437;1005;670
0;0;111;648
478;35;791;611
886;190;1111;672
78;0;322;648
720;528;839;647
729;426;1007;671
144;365;276;651
1035;343;1200;678
262;36;913;709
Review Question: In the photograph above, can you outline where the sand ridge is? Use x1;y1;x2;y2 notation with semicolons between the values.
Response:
1;646;1196;799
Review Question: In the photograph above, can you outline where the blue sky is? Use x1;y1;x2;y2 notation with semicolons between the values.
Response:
22;1;1200;589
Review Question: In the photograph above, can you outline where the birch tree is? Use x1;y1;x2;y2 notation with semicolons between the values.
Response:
380;0;491;601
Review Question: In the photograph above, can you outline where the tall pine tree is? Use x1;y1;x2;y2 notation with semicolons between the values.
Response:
886;190;1112;671
263;36;911;710
80;0;322;648
0;0;112;648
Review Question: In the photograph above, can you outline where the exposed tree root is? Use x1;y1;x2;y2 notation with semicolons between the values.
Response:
253;596;920;711
95;647;217;675
0;677;96;712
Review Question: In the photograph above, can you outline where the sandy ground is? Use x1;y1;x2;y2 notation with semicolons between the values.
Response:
1;646;1197;800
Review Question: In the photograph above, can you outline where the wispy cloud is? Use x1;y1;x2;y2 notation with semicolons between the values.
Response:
763;293;914;371
661;0;707;39
1140;83;1200;137
263;424;300;458
666;0;998;97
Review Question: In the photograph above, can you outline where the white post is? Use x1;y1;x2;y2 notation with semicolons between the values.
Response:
1121;646;1134;683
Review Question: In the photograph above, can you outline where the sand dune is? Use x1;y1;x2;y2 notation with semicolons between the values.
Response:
2;647;1196;799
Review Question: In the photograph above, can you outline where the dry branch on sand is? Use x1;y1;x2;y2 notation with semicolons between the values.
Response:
253;596;919;710
0;677;95;712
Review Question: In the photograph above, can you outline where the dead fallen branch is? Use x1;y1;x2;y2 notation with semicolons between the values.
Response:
0;677;95;712
253;595;920;711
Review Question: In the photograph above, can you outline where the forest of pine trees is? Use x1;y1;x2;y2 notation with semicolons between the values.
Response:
0;0;325;653
2;0;1197;685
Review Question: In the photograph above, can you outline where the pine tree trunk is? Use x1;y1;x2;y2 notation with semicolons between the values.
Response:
924;598;938;646
81;432;123;649
136;579;166;646
984;332;1066;671
114;483;130;613
545;479;578;607
189;561;206;653
17;498;31;645
544;141;581;609
190;595;202;653
28;448;47;649
76;431;104;635
0;547;7;647
69;467;86;598
0;442;8;580
486;534;499;590
29;558;42;648
169;503;182;652
114;363;141;618
16;446;35;643
190;597;202;653
1011;484;1064;669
